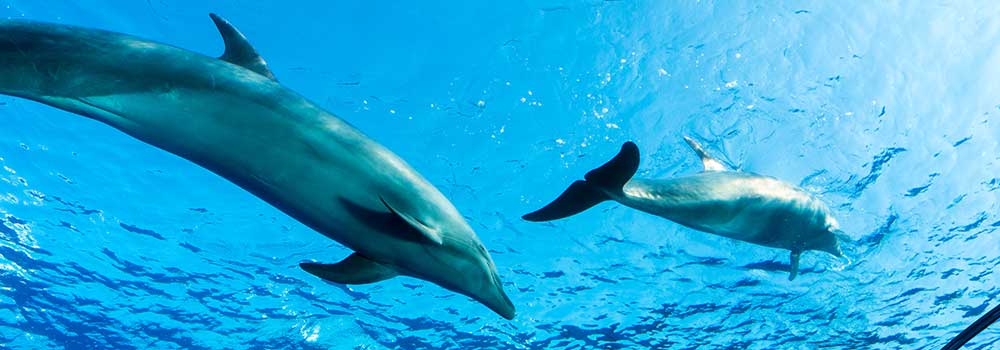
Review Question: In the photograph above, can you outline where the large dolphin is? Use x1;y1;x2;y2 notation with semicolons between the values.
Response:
0;14;515;319
523;138;844;280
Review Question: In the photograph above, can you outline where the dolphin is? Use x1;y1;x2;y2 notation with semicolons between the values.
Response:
0;14;515;319
523;137;843;280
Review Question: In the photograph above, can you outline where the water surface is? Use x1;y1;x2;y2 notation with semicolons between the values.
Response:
0;1;998;349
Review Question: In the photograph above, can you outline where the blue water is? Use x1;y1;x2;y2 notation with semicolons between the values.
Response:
1;1;999;349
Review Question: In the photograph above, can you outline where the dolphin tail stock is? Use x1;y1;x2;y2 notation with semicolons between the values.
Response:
522;142;639;222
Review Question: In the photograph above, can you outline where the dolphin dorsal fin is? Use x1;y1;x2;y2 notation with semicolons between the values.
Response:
209;13;277;81
380;196;445;245
683;136;727;172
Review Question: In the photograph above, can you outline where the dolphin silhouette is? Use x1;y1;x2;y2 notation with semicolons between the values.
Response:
524;137;843;280
0;14;515;319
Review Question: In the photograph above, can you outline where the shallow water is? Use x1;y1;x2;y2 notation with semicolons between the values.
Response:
1;1;998;349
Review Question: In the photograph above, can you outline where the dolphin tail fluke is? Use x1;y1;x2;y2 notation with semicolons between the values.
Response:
523;142;639;222
522;180;606;221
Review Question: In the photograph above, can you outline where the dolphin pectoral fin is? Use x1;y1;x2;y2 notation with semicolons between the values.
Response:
300;253;398;284
209;13;277;81
27;95;134;127
379;196;445;245
683;136;727;172
788;250;801;281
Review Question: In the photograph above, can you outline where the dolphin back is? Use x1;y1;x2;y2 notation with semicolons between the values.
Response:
523;142;639;221
0;18;275;101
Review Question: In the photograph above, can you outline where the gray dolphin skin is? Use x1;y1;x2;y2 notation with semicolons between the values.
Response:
0;14;515;319
523;138;843;280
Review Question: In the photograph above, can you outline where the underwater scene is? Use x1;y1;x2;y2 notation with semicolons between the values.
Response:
0;1;998;349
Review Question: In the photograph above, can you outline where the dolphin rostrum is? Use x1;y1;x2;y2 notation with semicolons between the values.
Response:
0;14;515;318
523;137;843;280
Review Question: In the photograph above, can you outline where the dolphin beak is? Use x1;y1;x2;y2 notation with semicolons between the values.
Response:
472;270;516;320
482;285;516;320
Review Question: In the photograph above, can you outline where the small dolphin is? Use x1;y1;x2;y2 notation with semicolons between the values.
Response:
0;15;514;318
523;137;843;280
